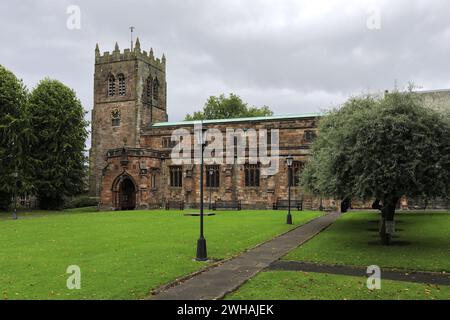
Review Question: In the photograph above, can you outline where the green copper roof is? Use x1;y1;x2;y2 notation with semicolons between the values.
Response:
152;112;323;127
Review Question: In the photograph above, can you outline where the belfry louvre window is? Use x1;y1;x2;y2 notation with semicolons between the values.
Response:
245;164;260;187
206;165;220;188
289;161;303;187
153;78;159;100
170;166;183;187
108;75;116;96
146;77;153;99
118;74;126;96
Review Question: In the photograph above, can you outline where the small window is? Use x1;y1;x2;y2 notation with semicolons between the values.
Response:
151;174;157;189
289;161;303;187
108;75;116;96
162;137;177;148
118;74;126;96
304;130;316;143
170;166;183;187
112;118;120;127
206;165;220;188
245;164;260;187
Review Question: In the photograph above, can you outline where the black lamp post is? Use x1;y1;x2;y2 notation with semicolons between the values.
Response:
12;170;18;220
195;124;208;261
286;155;293;225
208;168;214;210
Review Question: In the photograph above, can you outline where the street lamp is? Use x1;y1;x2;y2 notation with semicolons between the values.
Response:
12;170;18;220
208;168;214;210
195;123;208;261
286;155;294;225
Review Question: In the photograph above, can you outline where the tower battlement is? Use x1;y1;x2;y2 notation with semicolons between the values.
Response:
95;38;166;70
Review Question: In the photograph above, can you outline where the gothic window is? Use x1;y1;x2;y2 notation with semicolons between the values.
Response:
153;77;159;100
118;74;126;96
206;165;220;188
108;74;116;96
111;108;120;127
289;161;304;187
146;77;153;100
170;166;183;187
245;163;260;187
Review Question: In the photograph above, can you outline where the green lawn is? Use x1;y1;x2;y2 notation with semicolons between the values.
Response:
0;208;322;300
284;212;450;272
226;271;450;300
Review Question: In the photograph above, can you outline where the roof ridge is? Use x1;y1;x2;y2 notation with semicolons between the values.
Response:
152;112;322;127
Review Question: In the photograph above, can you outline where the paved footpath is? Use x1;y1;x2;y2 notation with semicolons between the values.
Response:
151;211;341;300
268;261;450;286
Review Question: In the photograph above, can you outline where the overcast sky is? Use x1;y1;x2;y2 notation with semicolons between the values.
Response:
2;0;450;132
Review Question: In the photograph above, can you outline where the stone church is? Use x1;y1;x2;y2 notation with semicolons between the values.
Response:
89;39;450;211
89;39;328;210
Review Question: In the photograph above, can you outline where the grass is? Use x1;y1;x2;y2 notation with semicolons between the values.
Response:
226;271;450;300
284;211;450;272
0;206;98;221
0;208;322;300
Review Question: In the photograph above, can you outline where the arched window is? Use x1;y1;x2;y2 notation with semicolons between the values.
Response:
118;74;126;96
108;74;116;96
153;77;159;100
146;77;153;100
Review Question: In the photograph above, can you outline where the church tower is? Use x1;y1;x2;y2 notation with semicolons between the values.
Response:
89;39;168;196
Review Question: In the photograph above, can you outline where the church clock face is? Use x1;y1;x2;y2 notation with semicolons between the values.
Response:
111;108;121;119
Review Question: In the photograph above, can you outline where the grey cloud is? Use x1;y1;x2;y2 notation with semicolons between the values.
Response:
1;0;450;136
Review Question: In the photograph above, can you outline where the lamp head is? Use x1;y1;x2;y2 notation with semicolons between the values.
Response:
286;155;294;167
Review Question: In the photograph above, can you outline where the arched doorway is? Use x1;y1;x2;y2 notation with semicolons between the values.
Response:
118;177;136;210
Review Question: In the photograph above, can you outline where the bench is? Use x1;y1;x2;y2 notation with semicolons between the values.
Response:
212;200;242;211
165;200;184;210
272;199;303;211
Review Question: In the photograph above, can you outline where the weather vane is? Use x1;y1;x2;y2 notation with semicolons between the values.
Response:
129;26;135;50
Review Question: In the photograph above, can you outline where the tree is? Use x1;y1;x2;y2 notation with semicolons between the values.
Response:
185;93;273;120
28;79;88;209
301;89;450;245
0;65;34;210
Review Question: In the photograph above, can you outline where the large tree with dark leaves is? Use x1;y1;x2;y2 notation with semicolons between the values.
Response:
0;65;34;210
301;89;450;245
185;93;273;120
28;79;88;209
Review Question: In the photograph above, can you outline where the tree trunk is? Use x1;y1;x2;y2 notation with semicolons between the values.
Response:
379;196;398;245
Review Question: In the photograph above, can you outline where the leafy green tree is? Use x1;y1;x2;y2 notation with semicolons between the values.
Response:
301;89;450;245
0;65;34;210
185;93;273;120
28;79;88;209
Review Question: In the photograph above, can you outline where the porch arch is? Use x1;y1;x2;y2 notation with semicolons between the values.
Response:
112;173;138;210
